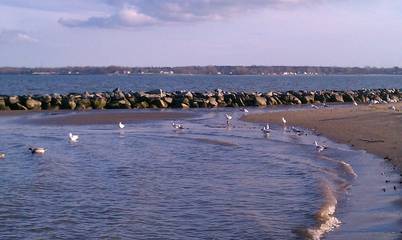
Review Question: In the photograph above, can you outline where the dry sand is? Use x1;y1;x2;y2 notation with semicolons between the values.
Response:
243;103;402;170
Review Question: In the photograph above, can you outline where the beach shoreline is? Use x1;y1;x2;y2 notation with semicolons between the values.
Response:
242;103;402;171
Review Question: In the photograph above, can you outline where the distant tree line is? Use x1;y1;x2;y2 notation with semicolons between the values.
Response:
0;66;401;75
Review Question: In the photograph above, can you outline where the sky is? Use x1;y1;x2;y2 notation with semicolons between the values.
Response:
0;0;401;67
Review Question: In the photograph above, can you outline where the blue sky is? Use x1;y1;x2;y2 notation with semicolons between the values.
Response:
0;0;401;67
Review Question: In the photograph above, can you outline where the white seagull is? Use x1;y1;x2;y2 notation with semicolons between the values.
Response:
314;141;327;152
311;104;319;109
119;122;125;129
353;101;358;107
29;147;47;154
225;114;233;125
282;117;287;126
0;152;5;159
390;105;397;111
68;132;79;142
242;108;249;113
172;122;184;129
261;123;270;134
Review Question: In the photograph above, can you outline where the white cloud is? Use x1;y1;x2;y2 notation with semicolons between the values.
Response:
59;0;323;28
0;30;38;43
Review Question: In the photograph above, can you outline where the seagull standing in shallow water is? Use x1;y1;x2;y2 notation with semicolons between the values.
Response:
119;122;125;129
261;123;270;135
311;104;319;109
282;117;287;128
69;132;79;142
225;114;233;126
314;141;327;152
29;147;47;154
172;122;184;129
242;108;249;113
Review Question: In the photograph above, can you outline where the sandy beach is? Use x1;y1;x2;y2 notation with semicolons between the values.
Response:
243;103;402;170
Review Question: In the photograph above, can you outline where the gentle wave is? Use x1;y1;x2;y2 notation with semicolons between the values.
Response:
305;181;341;240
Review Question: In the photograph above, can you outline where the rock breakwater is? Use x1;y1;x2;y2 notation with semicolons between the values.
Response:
0;88;400;111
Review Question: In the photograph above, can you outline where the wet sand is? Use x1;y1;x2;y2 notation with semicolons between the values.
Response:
7;110;195;125
243;103;402;170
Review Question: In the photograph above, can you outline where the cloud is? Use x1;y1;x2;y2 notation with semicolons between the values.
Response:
59;0;322;28
0;30;38;43
59;6;157;28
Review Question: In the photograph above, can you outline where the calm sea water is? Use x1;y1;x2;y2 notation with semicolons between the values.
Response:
1;74;402;95
0;109;400;240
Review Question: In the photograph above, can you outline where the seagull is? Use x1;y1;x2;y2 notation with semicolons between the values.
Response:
119;122;125;129
353;101;358;107
261;123;270;134
29;147;47;154
282;117;287;126
311;104;319;109
0;152;5;159
68;132;79;142
390;105;397;111
314;141;327;152
241;108;249;113
172;122;184;129
291;126;304;136
322;103;329;108
225;114;233;125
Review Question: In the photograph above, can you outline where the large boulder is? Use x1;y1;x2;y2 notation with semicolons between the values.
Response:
208;97;218;107
61;98;76;110
254;96;267;106
0;97;9;110
25;98;42;110
152;99;168;108
92;97;107;109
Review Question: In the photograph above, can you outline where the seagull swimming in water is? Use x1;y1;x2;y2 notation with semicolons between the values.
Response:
261;123;270;135
68;132;79;142
172;122;184;129
314;141;327;152
119;122;125;129
29;147;47;154
225;114;233;125
0;152;5;159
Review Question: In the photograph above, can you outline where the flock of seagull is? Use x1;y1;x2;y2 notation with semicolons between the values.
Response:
0;101;399;159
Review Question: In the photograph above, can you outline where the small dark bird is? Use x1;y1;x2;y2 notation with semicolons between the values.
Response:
385;180;390;183
382;188;386;192
394;186;397;191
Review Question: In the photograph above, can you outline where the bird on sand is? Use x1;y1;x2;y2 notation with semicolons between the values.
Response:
68;132;79;142
390;105;397;111
241;108;249;113
353;101;358;107
119;122;125;129
29;147;47;154
314;141;327;152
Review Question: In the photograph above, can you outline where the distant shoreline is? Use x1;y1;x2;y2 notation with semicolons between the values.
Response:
1;65;402;75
